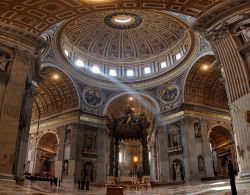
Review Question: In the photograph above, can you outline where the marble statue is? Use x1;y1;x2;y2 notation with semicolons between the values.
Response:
0;54;11;71
241;26;250;42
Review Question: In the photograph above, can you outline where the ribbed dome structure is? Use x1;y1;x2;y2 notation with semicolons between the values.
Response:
62;10;188;65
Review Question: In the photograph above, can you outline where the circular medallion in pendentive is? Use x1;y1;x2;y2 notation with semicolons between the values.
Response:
82;88;103;107
159;84;179;103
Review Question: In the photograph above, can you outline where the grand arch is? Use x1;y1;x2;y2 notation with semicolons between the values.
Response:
33;132;58;177
32;66;79;121
209;125;237;177
183;55;228;110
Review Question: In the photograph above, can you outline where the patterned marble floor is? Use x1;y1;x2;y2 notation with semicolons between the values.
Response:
0;179;249;195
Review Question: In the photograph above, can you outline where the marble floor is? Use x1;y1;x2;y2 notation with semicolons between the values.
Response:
0;179;249;195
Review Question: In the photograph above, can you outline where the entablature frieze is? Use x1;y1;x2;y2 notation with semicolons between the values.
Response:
191;1;250;43
0;22;47;53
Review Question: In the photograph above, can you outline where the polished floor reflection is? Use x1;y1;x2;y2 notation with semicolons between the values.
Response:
0;179;249;195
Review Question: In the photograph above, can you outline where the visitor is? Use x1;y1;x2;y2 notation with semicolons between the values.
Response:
58;178;61;187
81;178;85;190
50;177;53;187
228;160;237;195
78;179;81;190
85;175;90;190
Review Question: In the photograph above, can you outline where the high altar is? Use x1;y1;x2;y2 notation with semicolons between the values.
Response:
106;106;150;186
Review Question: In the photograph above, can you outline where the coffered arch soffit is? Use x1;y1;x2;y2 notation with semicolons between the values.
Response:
37;132;58;152
183;55;229;110
32;66;79;121
209;125;234;149
0;0;227;35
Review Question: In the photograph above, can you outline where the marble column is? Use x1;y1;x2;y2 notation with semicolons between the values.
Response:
96;128;108;183
181;118;194;182
200;120;214;178
192;2;250;180
114;138;119;177
67;123;79;181
55;125;66;179
141;127;149;176
214;35;250;180
157;126;169;182
109;128;114;176
12;81;37;181
0;27;46;181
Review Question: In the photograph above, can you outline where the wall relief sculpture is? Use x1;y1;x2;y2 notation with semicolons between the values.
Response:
83;88;102;107
159;84;179;103
198;155;204;171
0;52;11;71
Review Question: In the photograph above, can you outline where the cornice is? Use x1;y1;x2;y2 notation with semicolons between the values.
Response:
0;23;48;53
191;0;250;40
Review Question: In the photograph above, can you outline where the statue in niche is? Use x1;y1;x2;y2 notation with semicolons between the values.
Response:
194;122;202;138
63;160;69;175
42;157;50;172
85;136;93;150
65;130;71;143
0;53;11;71
240;26;250;43
171;133;179;146
170;126;181;147
198;156;204;171
172;161;184;181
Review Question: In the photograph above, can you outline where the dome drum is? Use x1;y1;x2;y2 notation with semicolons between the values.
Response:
60;10;194;82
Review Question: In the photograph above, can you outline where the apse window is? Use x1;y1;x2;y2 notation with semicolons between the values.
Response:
91;65;101;74
176;53;182;61
75;59;84;67
127;69;134;77
160;61;167;69
144;67;151;74
64;49;69;57
109;69;117;77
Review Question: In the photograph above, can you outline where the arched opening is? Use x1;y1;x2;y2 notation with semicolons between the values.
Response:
106;93;157;179
83;162;95;182
209;126;237;177
34;133;58;178
171;159;184;182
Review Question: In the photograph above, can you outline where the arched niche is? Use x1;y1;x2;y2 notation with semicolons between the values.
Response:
35;132;58;177
209;125;237;177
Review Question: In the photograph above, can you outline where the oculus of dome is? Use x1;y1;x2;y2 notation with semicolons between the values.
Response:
104;12;142;29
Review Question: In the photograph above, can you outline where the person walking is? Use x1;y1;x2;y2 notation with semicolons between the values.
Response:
81;178;85;190
58;178;61;187
228;160;237;195
85;175;90;190
78;179;81;190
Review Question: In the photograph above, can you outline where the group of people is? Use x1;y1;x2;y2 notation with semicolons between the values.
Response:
78;175;90;191
50;177;62;187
